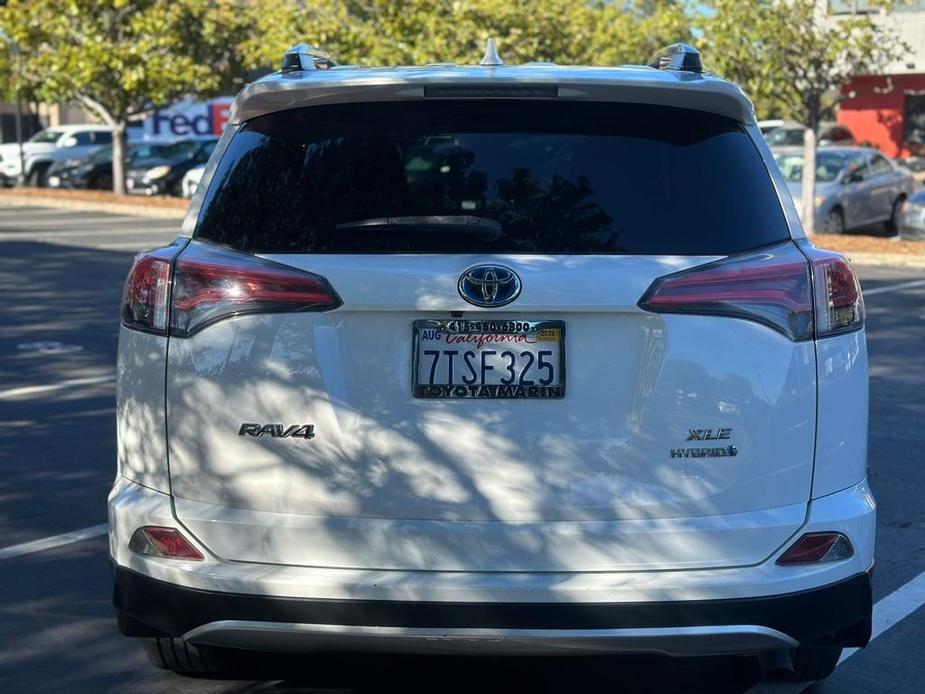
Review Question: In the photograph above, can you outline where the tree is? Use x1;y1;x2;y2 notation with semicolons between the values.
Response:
243;1;692;71
701;0;906;233
0;0;251;194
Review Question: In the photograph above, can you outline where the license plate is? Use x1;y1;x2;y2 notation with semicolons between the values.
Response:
413;319;565;399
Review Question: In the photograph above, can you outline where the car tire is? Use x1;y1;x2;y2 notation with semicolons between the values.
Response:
822;207;845;234
91;172;113;191
26;162;51;188
142;637;225;675
886;196;905;235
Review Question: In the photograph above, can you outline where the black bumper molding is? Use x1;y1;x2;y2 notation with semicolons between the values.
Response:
113;565;871;648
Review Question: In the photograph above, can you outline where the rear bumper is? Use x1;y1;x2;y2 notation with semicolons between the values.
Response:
110;477;875;655
114;565;871;655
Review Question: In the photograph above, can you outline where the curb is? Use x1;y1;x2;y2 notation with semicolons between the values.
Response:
843;252;925;269
0;193;186;220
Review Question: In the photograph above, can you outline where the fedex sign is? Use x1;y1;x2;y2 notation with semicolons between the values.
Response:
145;98;232;138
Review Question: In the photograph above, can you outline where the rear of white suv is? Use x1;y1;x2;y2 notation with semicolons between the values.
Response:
109;45;873;682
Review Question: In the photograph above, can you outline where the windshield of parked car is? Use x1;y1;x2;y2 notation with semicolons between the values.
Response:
158;140;214;161
129;143;172;161
766;128;805;147
86;145;114;163
27;129;65;144
773;152;846;183
196;101;789;255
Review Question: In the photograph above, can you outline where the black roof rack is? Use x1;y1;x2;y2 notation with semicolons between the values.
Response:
648;43;702;73
281;43;338;72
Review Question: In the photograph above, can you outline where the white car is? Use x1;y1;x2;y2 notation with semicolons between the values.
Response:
110;43;873;683
0;124;114;186
180;164;206;198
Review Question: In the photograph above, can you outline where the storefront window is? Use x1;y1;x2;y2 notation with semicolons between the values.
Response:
904;94;925;154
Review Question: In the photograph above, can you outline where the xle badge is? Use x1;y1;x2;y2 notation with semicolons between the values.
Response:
238;423;316;439
671;427;737;458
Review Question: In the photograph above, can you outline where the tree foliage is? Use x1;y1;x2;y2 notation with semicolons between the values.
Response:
0;0;252;192
701;0;906;233
701;0;906;128
243;1;692;70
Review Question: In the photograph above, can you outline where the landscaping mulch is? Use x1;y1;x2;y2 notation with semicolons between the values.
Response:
0;186;187;209
811;234;925;257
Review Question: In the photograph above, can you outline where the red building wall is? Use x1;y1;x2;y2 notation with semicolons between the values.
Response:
839;74;925;157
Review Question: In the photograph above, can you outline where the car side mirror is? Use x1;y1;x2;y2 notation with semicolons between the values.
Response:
60;136;78;148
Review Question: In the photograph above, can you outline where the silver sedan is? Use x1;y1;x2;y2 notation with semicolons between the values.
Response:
898;189;925;240
772;146;914;234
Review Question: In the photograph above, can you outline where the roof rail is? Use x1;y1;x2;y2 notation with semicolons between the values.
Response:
281;43;338;72
647;43;702;73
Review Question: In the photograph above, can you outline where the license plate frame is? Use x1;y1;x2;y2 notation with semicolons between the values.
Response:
412;319;566;399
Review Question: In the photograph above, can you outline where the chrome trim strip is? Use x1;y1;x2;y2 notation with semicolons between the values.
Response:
184;621;798;656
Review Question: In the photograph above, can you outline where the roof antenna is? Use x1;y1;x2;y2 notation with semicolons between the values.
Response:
480;38;504;67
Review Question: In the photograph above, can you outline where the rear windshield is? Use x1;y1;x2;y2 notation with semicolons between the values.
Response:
196;101;788;255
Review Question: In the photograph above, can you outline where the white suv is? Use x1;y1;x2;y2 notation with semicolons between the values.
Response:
109;43;873;683
0;124;113;186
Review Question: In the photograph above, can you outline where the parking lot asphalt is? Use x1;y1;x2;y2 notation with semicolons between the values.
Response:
0;205;923;692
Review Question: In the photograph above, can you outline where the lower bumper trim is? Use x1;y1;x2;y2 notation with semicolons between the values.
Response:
113;566;871;651
183;621;797;656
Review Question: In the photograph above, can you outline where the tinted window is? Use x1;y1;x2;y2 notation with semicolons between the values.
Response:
93;131;113;145
869;155;892;176
196;101;788;255
72;132;95;146
766;128;805;146
844;155;869;182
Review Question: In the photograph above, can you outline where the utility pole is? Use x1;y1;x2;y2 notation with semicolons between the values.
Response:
1;29;27;185
13;43;25;185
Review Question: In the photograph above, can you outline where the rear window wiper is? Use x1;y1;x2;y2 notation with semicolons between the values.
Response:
335;215;502;241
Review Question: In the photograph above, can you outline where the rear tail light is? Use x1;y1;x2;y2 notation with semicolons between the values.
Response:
170;241;341;337
777;532;854;565
638;242;813;341
121;240;185;335
121;240;341;338
129;526;204;560
638;241;865;341
804;246;864;337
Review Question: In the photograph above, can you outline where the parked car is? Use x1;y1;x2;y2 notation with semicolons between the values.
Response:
0;125;115;186
180;164;206;198
125;138;218;196
112;43;873;684
773;146;914;233
897;189;925;240
757;118;785;135
765;122;857;148
47;142;174;190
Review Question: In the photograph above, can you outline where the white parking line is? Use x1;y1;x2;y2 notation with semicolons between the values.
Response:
0;374;116;400
0;523;108;560
746;567;925;693
864;279;925;296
